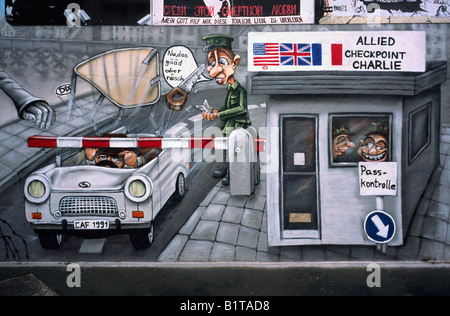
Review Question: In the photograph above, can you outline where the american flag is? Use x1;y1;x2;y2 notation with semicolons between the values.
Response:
253;43;280;66
253;43;323;68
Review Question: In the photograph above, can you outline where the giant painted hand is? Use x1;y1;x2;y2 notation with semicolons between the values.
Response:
0;70;55;130
21;100;55;130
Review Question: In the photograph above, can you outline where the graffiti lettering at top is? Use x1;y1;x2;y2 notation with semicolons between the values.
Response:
195;6;215;17
271;5;297;15
222;5;263;17
164;5;187;16
163;4;299;18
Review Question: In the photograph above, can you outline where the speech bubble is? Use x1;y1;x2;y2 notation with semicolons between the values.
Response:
163;45;210;89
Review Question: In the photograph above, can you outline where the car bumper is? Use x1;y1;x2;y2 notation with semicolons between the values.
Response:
31;219;152;234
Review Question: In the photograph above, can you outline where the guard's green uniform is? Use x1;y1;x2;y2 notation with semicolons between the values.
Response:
202;33;253;183
217;80;251;134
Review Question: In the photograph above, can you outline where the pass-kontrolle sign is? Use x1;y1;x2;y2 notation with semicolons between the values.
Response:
359;162;398;196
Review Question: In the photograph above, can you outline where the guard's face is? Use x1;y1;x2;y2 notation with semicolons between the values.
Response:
358;134;388;162
332;134;355;159
207;49;240;85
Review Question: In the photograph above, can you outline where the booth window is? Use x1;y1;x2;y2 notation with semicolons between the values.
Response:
329;113;393;167
409;103;431;165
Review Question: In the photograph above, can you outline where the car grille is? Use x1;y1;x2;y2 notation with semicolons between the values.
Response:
59;196;119;217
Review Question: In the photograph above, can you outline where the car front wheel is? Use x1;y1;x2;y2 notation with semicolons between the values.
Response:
129;223;154;250
170;172;186;201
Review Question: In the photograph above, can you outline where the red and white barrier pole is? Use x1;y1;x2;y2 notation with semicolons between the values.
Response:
28;136;266;152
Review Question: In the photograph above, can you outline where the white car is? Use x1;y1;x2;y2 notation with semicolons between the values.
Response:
24;134;189;250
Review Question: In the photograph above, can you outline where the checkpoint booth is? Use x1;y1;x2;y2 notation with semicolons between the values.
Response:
249;62;447;247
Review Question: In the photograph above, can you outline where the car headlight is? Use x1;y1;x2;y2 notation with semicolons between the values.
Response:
125;175;152;203
129;180;146;198
28;180;45;198
24;175;51;204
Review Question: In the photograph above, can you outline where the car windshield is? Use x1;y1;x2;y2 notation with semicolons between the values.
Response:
59;147;161;169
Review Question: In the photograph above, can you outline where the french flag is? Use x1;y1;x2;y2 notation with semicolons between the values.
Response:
331;43;343;66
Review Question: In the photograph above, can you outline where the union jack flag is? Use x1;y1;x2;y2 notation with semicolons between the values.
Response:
280;43;322;66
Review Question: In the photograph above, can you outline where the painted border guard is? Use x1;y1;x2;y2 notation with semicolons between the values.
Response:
201;34;252;185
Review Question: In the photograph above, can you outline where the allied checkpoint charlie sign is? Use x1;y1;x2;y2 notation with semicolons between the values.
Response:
248;31;426;72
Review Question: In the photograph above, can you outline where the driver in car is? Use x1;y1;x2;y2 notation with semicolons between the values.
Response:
94;147;141;169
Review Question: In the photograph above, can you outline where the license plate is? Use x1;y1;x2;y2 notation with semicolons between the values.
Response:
74;220;110;230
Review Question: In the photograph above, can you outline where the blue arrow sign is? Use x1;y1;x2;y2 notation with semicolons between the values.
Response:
364;211;396;243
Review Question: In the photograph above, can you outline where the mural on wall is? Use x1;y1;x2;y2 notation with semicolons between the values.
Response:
5;0;152;25
152;0;315;25
321;0;450;22
0;0;449;264
5;0;316;25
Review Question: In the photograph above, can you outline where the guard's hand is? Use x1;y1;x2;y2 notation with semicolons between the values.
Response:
202;109;218;121
119;150;138;168
21;101;56;130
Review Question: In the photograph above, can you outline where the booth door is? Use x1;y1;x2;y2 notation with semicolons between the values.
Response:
280;115;320;239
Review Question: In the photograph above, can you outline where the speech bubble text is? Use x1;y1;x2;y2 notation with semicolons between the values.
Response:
163;45;210;89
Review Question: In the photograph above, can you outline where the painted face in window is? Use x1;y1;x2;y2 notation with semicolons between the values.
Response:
207;48;240;85
332;134;355;159
358;134;388;162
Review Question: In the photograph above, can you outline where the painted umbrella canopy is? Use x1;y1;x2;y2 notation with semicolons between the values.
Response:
74;47;161;108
